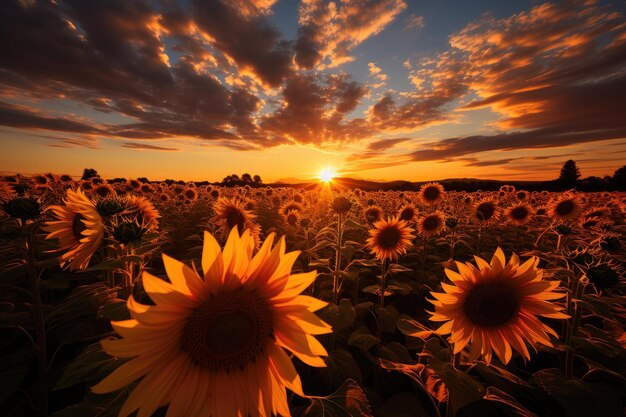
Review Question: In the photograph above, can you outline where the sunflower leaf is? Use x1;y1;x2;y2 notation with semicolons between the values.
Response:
302;379;373;417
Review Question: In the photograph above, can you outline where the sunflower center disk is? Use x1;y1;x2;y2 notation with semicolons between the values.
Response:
423;187;440;201
225;207;246;231
556;200;574;216
422;216;440;231
181;288;273;371
476;203;495;221
378;226;401;249
511;207;528;220
464;283;520;327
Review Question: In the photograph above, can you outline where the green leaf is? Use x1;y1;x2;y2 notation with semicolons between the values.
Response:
483;387;538;417
318;299;356;333
376;392;430;417
101;298;130;321
397;317;435;340
374;305;399;334
377;342;414;364
302;379;372;417
427;356;485;416
321;349;363;386
529;369;623;417
51;391;128;417
348;324;380;351
54;342;125;391
388;263;412;274
350;259;378;267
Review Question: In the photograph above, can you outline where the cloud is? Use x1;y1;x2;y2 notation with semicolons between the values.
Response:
295;0;407;69
367;137;411;151
0;0;625;167
0;101;104;134
121;142;180;151
396;0;626;165
190;0;292;87
405;14;424;30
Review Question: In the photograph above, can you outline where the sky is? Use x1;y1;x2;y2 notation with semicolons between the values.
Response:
1;0;625;183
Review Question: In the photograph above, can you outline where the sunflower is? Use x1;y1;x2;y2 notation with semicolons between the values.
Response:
419;182;445;205
284;210;300;227
417;211;446;238
43;189;104;271
280;201;303;216
397;204;418;223
364;205;383;224
123;195;160;230
472;199;499;224
140;183;154;194
183;187;198;202
212;197;260;245
505;203;534;226
0;181;15;201
92;229;330;417
366;216;415;261
428;248;568;364
548;192;583;222
92;183;116;199
127;178;142;191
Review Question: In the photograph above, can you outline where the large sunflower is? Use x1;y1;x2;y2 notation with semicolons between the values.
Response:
44;189;104;271
93;229;330;417
366;216;415;261
428;248;568;364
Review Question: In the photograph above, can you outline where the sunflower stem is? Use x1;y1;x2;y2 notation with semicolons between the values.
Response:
564;276;587;378
23;222;48;417
376;259;389;339
332;213;344;305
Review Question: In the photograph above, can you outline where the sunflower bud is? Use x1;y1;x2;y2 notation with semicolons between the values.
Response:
3;197;41;221
96;199;125;217
586;264;619;289
600;236;620;253
112;221;147;244
554;224;572;235
331;196;352;214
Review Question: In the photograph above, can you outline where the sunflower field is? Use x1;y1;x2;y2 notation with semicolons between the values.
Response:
0;174;624;417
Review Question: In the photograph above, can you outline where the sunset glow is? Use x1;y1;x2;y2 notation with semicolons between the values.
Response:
0;0;625;182
1;1;625;413
319;167;336;183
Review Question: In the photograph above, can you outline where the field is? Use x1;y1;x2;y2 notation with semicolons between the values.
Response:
1;175;624;417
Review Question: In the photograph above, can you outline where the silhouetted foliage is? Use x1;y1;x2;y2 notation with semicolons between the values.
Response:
558;160;580;188
81;168;99;180
612;165;626;190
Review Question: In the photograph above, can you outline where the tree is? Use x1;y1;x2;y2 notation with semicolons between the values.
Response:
253;175;262;184
81;168;99;180
241;173;252;183
558;160;580;188
612;165;626;190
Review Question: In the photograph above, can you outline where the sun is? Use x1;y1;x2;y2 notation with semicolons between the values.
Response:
318;167;336;182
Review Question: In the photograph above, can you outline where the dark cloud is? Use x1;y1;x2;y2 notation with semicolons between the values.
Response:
0;101;104;134
121;142;179;151
0;0;625;166
367;137;411;151
191;0;292;87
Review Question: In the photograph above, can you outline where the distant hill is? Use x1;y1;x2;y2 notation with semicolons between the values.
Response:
268;176;545;192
